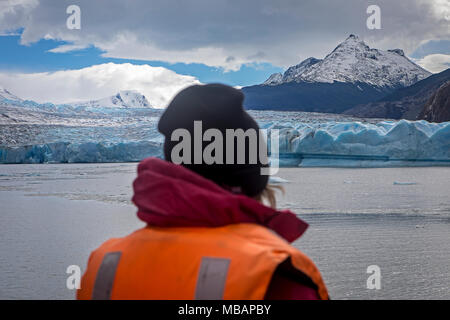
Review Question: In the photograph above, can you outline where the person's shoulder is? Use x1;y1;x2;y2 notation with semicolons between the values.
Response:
91;228;146;255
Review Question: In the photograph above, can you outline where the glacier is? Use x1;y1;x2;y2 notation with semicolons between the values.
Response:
1;112;449;167
0;88;449;167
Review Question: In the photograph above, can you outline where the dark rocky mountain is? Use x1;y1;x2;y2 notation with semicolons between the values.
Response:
418;81;450;123
344;68;450;120
242;81;391;113
242;35;430;113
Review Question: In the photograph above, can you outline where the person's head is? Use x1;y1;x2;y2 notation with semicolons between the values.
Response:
158;83;280;207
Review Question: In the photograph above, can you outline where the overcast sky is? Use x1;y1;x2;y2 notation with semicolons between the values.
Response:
0;0;448;105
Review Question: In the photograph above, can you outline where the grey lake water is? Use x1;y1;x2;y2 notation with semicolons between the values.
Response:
0;163;449;299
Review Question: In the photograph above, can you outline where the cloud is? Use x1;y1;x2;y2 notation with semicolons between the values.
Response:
97;32;246;72
413;54;450;73
47;43;88;53
0;0;38;32
0;63;201;107
0;0;449;70
410;40;450;59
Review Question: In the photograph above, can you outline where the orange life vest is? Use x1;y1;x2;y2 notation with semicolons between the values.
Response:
77;223;329;300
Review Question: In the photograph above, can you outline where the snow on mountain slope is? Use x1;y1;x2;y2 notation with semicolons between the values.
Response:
0;88;155;119
280;57;322;83
0;87;22;101
70;90;152;109
263;72;283;85
264;35;431;88
344;68;450;120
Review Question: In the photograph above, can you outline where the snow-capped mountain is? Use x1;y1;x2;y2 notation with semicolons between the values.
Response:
0;87;153;109
243;35;433;113
70;90;152;109
264;34;431;88
0;88;157;126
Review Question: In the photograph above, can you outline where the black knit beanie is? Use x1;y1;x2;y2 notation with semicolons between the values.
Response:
158;83;269;197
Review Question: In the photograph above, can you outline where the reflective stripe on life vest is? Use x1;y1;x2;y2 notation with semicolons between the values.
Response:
91;252;121;300
195;257;230;299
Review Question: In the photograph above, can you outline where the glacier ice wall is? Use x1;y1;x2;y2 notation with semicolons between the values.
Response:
267;119;450;167
0;115;449;167
0;141;162;164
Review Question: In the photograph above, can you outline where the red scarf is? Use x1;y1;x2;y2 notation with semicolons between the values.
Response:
132;157;308;243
